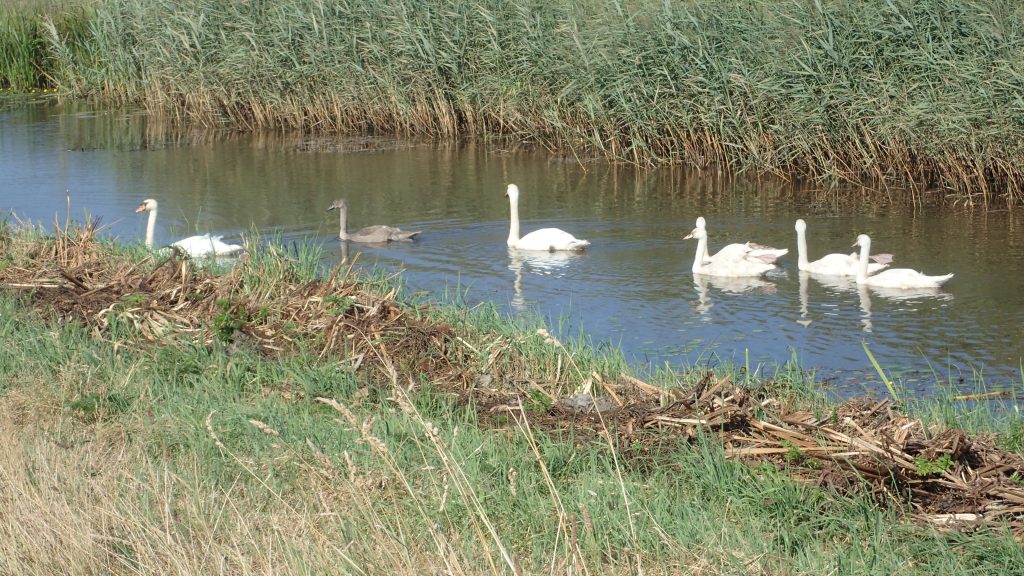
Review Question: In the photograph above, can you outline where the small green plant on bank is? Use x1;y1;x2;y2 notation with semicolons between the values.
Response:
526;387;553;413
914;454;954;477
782;440;804;464
212;298;247;342
68;391;131;423
117;291;147;308
323;294;355;316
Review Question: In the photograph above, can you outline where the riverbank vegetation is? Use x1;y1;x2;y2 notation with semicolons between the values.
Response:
2;219;1024;573
3;0;1024;206
0;0;89;92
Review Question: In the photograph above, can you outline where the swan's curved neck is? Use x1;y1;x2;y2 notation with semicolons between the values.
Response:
796;227;809;269
695;220;710;262
856;237;871;283
507;194;520;246
145;206;157;249
338;205;349;240
692;234;708;273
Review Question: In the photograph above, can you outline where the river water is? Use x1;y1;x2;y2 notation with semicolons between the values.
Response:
2;101;1022;398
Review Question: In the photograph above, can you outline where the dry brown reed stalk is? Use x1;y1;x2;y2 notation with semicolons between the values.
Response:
390;386;520;576
506;397;589;576
316;396;474;576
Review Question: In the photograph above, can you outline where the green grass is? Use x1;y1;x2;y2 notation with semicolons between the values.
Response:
4;0;1024;205
2;230;1024;574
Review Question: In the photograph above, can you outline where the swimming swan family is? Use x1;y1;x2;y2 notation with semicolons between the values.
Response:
135;188;953;292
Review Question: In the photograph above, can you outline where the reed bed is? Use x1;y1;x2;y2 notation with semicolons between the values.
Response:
3;0;1020;206
0;0;91;92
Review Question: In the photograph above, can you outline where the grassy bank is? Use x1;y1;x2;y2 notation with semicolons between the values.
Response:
3;0;1024;206
2;221;1024;574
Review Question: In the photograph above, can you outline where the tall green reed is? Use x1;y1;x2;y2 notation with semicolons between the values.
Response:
12;0;1024;205
0;0;92;91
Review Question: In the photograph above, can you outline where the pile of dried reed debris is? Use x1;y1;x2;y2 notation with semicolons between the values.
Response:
2;221;1023;537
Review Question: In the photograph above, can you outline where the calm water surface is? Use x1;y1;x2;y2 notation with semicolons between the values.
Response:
2;102;1022;398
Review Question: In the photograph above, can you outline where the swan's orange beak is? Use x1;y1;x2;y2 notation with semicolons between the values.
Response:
135;203;147;213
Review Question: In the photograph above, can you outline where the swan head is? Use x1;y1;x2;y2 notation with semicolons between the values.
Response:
135;198;157;213
695;216;706;229
326;198;347;212
505;184;520;200
795;218;807;232
683;227;707;240
853;234;870;248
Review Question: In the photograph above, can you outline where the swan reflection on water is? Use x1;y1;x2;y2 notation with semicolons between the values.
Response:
797;272;813;327
692;273;777;319
508;248;583;311
799;272;953;332
802;272;954;332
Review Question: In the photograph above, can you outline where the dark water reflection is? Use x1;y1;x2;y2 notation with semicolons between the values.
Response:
2;101;1022;398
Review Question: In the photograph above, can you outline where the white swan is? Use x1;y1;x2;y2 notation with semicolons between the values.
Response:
853;234;953;289
326;199;421;243
135;199;243;257
684;226;785;277
505;184;590;251
795;219;891;276
694;216;788;264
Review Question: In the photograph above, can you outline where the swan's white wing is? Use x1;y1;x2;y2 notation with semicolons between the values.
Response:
172;234;243;257
864;268;953;289
744;242;788;260
515;228;589;251
698;242;783;277
711;243;787;264
707;243;750;262
808;252;888;276
696;253;778;277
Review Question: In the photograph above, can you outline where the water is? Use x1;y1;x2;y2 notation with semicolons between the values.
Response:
2;101;1023;398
